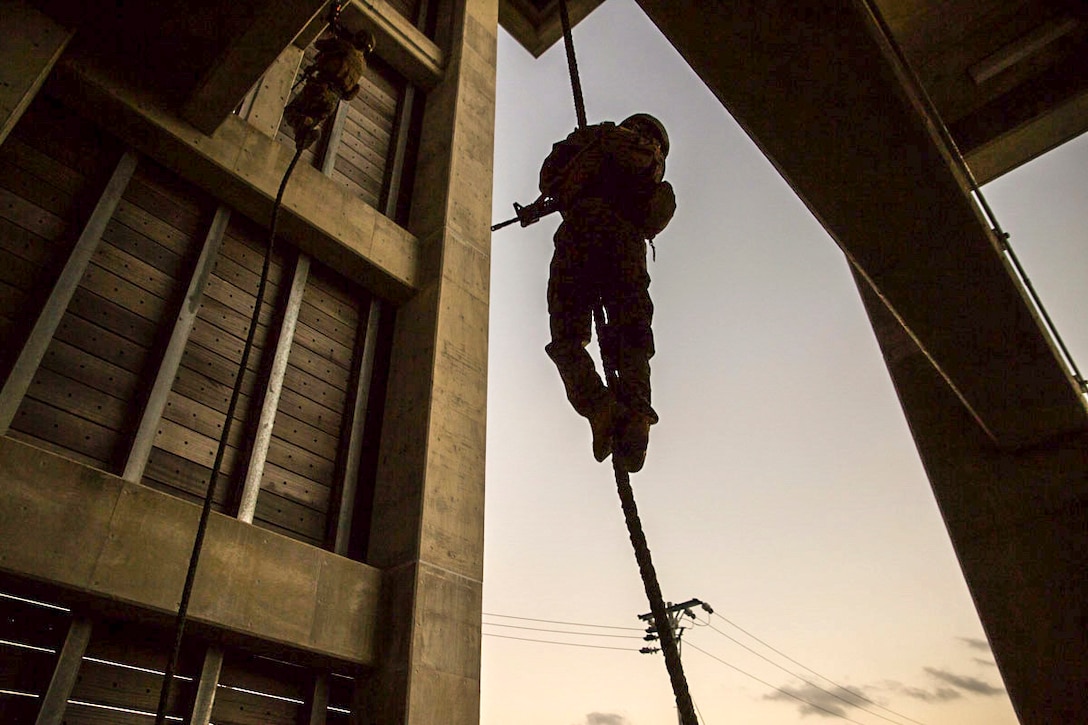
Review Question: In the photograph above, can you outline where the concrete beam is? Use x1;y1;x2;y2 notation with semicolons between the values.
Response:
360;0;495;721
854;272;1088;725
635;0;1088;448
0;437;382;666
182;0;329;134
343;0;445;90
0;0;73;146
966;89;1088;184
49;54;420;302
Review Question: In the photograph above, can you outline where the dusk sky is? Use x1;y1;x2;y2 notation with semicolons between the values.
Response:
482;2;1087;724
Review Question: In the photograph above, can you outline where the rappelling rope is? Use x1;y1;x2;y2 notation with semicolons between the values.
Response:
556;2;697;723
153;144;306;725
595;311;698;725
613;463;699;722
558;0;587;129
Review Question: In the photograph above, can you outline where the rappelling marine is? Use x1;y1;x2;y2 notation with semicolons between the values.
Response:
283;26;375;150
540;113;676;472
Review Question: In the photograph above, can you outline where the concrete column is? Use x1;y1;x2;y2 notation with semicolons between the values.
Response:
0;0;73;146
853;270;1088;725
307;673;330;725
332;299;382;555
237;254;310;523
244;45;306;138
320;102;350;176
360;0;495;722
35;618;91;725
124;206;231;482
187;646;225;725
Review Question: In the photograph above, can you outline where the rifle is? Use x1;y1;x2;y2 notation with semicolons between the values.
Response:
491;196;558;232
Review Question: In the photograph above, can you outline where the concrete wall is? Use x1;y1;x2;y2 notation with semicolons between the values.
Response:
0;0;72;145
0;437;382;665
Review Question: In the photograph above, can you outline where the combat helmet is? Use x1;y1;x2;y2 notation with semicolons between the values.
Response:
620;113;669;157
353;30;376;54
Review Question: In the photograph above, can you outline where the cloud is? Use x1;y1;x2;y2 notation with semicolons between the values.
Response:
958;637;991;652
764;663;1003;720
580;713;630;725
763;682;872;718
886;681;963;703
925;667;1005;696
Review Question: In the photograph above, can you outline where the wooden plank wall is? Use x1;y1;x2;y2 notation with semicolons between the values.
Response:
328;672;356;723
332;57;403;209
0;44;399;725
215;651;309;724
65;618;200;724
140;212;288;513
0;97;122;393
0;592;69;723
0;586;360;724
6;144;216;472
215;651;357;724
258;263;366;545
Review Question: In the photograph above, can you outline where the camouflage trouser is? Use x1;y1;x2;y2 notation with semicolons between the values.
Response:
546;204;655;421
283;82;340;147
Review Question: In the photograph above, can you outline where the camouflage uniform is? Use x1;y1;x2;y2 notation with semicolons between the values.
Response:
283;29;372;150
540;119;676;471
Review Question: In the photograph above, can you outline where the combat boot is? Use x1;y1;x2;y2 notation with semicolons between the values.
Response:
615;404;658;473
588;395;615;462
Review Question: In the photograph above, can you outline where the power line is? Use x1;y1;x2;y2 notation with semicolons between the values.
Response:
691;695;706;725
685;642;870;725
483;622;643;639
483;612;642;631
483;632;636;652
707;613;928;725
485;610;924;725
695;622;914;725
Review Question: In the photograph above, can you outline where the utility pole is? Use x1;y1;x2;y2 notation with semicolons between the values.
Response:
639;599;713;724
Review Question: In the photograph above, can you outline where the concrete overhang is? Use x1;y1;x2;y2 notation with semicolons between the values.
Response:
870;0;1088;181
635;0;1088;449
49;53;421;303
965;86;1088;183
0;438;381;667
29;0;329;134
499;0;606;57
29;0;445;134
